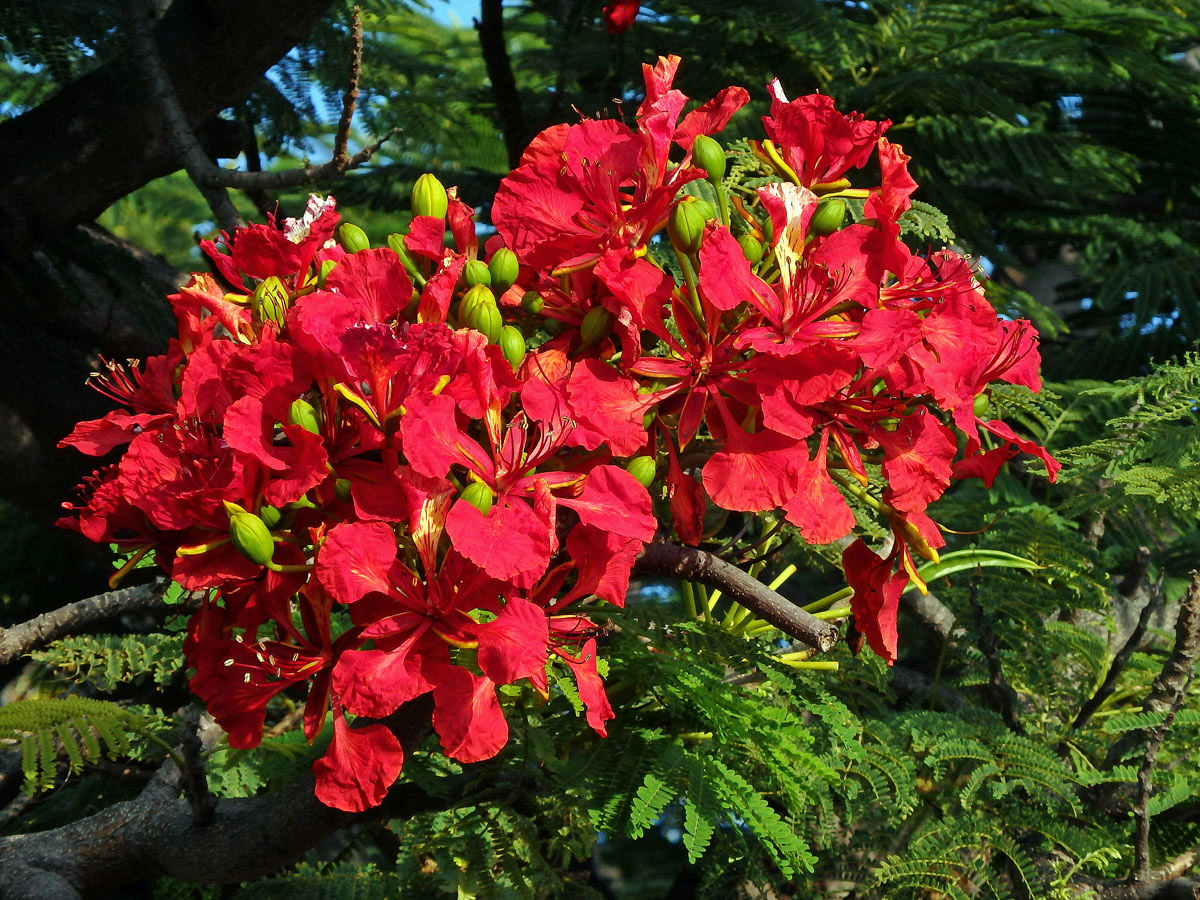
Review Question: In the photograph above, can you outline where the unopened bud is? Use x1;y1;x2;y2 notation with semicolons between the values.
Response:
459;283;496;327
317;258;337;289
462;259;492;287
460;481;495;516
334;478;353;503
259;505;282;529
468;300;503;344
521;290;544;316
579;307;615;349
691;135;726;184
336;222;370;253
223;501;275;567
667;197;715;254
412;173;449;219
288;398;321;435
808;198;846;236
499;325;526;369
737;234;764;263
973;392;990;419
252;276;290;326
488;248;519;292
626;456;656;487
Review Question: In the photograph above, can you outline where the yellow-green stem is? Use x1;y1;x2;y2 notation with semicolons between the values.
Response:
681;580;698;620
813;606;852;621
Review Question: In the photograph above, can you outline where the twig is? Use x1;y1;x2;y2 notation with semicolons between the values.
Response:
1071;552;1159;736
178;708;217;826
901;590;956;643
1133;666;1193;881
333;6;364;169
123;0;244;234
971;583;1024;734
0;579;201;665
124;0;395;229
633;542;840;652
1105;571;1200;771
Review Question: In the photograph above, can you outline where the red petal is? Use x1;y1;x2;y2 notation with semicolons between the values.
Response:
447;495;552;581
561;524;642;606
313;708;405;812
566;360;650;457
316;521;398;605
878;410;957;514
843;540;907;665
332;627;447;718
558;465;656;542
784;452;856;544
432;665;510;763
558;639;614;736
702;429;804;512
476;596;550;685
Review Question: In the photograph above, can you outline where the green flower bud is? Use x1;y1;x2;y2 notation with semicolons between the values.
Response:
521;290;544;316
973;392;990;419
387;233;414;265
336;222;370;253
691;135;726;184
626;456;656;488
579;307;615;349
334;478;353;503
463;259;492;287
460;481;494;516
317;258;337;289
499;325;526;369
223;501;275;567
288;398;321;435
488;248;520;293
737;233;764;263
412;173;449;219
667;197;716;253
468;300;503;344
808;198;847;237
252;276;290;326
459;283;496;327
259;505;282;529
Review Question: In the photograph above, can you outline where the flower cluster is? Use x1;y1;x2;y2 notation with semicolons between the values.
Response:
60;56;1056;812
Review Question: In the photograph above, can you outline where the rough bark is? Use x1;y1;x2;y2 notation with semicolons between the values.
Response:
634;542;840;652
0;0;335;260
0;698;441;899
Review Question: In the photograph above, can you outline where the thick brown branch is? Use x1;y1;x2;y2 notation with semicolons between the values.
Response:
477;0;530;167
0;699;444;898
0;0;335;259
0;580;201;666
633;542;839;652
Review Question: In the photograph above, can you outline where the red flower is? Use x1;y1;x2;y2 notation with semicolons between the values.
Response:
602;0;639;34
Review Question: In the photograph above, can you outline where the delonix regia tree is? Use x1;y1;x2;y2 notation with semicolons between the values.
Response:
3;3;1200;899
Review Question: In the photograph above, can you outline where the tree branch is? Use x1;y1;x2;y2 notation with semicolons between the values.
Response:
633;542;840;652
0;579;201;666
1105;571;1200;770
123;0;244;233
476;0;530;168
122;1;393;231
1071;551;1159;735
0;698;446;898
0;0;335;260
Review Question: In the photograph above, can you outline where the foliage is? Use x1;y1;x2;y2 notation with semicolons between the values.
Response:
5;1;1200;898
